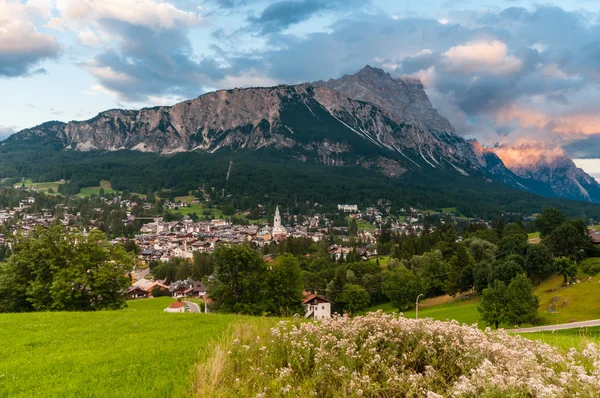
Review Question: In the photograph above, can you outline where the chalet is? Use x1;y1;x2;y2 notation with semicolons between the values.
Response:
303;293;332;320
170;279;207;298
126;286;150;300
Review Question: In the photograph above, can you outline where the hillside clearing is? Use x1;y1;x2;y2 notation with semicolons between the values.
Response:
0;298;235;397
21;179;64;195
78;180;117;197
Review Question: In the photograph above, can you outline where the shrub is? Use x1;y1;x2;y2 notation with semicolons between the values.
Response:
196;312;600;397
581;257;600;276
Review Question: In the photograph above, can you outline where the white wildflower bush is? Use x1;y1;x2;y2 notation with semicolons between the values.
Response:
195;312;600;397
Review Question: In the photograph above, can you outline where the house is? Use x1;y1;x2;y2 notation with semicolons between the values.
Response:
303;293;332;320
589;229;600;245
164;299;187;313
170;279;207;298
126;286;150;300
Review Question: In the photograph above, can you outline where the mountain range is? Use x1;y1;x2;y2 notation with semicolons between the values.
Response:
6;65;600;203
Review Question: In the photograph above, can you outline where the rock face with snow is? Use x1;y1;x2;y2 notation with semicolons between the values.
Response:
508;156;600;202
8;65;600;202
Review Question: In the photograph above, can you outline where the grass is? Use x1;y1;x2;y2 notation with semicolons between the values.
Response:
78;180;118;197
528;231;541;244
362;297;483;327
0;297;235;397
534;270;600;324
519;326;600;352
20;178;64;195
346;216;376;231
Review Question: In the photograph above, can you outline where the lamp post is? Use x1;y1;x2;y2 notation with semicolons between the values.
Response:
415;294;424;320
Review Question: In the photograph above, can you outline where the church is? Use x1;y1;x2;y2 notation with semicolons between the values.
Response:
272;205;287;238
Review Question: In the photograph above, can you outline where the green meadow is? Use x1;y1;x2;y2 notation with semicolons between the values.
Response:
0;298;235;397
78;179;118;197
362;265;600;330
21;179;65;195
520;326;600;352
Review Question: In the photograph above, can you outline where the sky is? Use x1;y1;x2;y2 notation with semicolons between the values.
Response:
3;0;600;178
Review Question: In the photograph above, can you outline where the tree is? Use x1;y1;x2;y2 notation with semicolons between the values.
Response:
339;284;370;315
473;263;492;293
502;223;525;239
544;221;591;260
535;208;566;238
490;259;524;285
478;280;508;329
447;245;475;295
497;233;528;259
264;253;304;316
207;244;267;314
192;252;213;280
524;244;554;283
0;226;133;312
382;265;417;311
505;274;538;326
554;257;578;285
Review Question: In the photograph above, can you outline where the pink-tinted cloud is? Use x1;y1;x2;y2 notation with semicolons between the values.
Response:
443;40;523;76
490;143;565;168
494;105;600;136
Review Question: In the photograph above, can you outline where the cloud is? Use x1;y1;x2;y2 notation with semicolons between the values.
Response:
248;0;364;35
0;1;61;77
53;0;203;30
443;40;523;76
0;125;16;140
490;143;565;168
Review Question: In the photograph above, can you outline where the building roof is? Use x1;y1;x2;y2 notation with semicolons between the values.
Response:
168;301;186;309
302;294;332;304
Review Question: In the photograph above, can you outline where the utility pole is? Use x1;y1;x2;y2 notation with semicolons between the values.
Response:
415;294;424;320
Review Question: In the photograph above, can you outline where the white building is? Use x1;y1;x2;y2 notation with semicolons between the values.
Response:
303;293;332;320
338;204;358;212
272;205;287;236
164;300;186;313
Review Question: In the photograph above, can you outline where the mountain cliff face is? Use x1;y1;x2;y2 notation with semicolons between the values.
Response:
7;66;600;202
508;156;600;202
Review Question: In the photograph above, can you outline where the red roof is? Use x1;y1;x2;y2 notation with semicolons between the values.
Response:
302;294;331;305
169;302;186;309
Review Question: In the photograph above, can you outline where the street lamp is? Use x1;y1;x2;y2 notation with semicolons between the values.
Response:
415;293;424;320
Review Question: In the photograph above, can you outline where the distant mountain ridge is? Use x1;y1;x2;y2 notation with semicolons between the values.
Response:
7;66;600;203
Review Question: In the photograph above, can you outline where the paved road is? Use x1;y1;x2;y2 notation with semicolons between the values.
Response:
185;301;200;313
507;319;600;333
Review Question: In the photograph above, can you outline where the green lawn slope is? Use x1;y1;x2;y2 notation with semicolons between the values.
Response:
0;298;235;397
535;268;600;324
363;263;600;328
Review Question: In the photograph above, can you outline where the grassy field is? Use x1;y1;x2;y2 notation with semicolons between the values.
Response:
0;298;235;397
528;231;541;244
362;297;483;326
519;326;600;351
535;270;600;324
78;180;118;197
21;179;65;195
362;264;600;330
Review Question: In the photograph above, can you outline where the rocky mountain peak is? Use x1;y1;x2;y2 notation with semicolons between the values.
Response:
315;66;454;133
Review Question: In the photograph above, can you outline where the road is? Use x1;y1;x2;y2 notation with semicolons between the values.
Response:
185;301;200;313
507;319;600;333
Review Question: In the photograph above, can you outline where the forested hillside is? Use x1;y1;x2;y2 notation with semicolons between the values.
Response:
2;143;600;220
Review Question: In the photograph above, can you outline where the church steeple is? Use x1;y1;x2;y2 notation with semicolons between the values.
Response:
273;205;286;236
